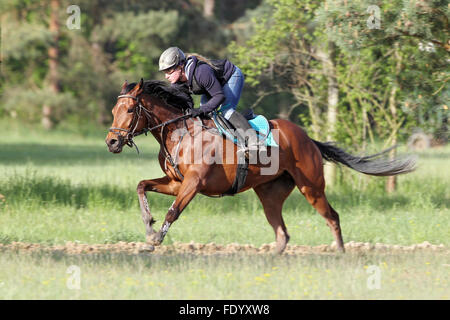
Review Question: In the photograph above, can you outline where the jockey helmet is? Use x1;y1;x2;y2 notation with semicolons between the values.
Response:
159;47;186;71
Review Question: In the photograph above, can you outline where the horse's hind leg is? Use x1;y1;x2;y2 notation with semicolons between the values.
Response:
286;135;345;252
299;186;345;252
253;172;295;254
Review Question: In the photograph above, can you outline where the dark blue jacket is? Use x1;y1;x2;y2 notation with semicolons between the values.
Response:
184;56;236;113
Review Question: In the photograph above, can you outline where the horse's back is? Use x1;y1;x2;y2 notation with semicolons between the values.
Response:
269;118;319;154
270;119;325;186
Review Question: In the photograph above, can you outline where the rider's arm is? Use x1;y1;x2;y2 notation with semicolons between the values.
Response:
196;64;225;113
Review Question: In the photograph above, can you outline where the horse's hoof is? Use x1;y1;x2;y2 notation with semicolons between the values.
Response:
336;247;345;254
146;233;163;246
139;244;155;252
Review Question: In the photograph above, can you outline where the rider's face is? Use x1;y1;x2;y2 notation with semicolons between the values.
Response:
164;66;183;84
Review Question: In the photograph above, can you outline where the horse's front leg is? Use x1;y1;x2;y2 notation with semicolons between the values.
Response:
148;173;201;246
137;176;181;242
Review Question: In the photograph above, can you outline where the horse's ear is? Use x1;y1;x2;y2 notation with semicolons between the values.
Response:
120;80;128;94
134;78;144;95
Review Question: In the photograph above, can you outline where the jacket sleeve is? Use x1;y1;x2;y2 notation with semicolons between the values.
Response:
196;64;225;113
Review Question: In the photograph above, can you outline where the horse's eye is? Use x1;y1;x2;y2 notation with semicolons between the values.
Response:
127;108;135;113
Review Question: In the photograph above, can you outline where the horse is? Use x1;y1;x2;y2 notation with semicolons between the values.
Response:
105;78;416;254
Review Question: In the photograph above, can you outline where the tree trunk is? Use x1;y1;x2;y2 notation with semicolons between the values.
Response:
305;89;321;140
386;86;398;193
386;42;402;193
203;0;215;18
43;0;60;129
318;42;339;187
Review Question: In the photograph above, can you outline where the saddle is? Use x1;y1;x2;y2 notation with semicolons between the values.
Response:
209;109;278;196
212;110;278;149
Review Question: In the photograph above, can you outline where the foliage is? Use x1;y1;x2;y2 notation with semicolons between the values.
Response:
0;0;255;126
316;0;449;142
229;0;329;137
91;10;179;75
0;0;447;146
229;0;321;87
315;0;449;53
229;0;448;147
1;86;77;122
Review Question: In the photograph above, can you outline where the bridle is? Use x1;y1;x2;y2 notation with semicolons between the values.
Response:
108;93;191;180
109;94;148;152
109;94;190;154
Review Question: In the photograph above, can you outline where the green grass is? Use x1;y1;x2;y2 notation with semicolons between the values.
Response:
0;251;447;299
0;121;448;247
0;121;448;299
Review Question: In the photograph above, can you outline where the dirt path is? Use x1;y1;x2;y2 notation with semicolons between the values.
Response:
0;241;447;255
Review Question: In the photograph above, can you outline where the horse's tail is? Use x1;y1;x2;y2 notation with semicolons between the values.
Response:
312;140;417;176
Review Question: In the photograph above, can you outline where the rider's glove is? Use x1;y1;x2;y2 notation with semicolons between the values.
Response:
188;108;204;118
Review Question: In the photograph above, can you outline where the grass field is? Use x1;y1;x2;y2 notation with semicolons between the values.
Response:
0;121;448;299
0;251;448;299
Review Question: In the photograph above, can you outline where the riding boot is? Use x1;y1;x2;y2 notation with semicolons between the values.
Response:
227;110;259;151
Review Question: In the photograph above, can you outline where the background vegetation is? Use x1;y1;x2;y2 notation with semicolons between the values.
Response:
0;0;448;300
1;0;448;190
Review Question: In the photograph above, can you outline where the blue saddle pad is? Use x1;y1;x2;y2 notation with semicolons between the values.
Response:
248;115;278;147
212;113;278;147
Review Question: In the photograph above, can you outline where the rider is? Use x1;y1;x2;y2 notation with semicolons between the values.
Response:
158;47;256;147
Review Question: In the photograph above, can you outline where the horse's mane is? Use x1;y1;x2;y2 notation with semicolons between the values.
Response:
124;80;193;110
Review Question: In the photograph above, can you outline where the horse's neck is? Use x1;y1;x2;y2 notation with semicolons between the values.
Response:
142;95;217;150
143;95;185;145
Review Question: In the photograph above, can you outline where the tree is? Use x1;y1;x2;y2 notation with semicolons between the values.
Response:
316;0;449;53
229;0;343;185
42;0;61;129
0;0;75;126
229;0;326;134
316;0;449;191
0;1;200;126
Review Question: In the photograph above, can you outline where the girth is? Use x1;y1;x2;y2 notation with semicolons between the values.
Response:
211;113;250;196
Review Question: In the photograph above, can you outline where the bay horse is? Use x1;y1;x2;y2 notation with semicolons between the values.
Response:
105;79;416;254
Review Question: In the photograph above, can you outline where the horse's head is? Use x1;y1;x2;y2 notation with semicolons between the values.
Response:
106;79;147;153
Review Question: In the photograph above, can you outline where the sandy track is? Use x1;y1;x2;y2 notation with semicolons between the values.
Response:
0;241;448;255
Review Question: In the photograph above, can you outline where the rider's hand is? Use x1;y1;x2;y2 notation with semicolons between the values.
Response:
188;108;204;117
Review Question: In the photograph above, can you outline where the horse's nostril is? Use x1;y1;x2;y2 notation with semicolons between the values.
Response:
109;139;117;146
